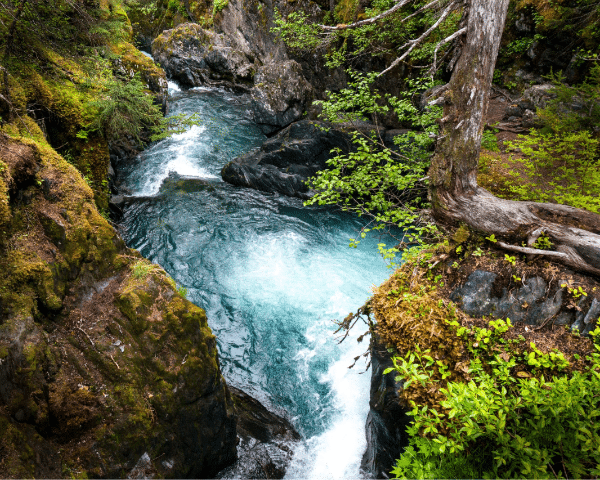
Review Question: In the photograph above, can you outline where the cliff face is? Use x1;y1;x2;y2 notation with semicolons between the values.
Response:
0;4;241;476
0;130;237;478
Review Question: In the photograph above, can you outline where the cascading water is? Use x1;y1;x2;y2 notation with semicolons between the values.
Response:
117;81;394;478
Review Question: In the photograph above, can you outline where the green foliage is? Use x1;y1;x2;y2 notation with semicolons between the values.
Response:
272;10;322;51
481;129;499;152
131;260;155;279
532;231;553;250
176;285;188;298
539;65;600;134
502;34;545;57
273;1;460;71
212;0;228;15
504;129;600;212
502;67;600;212
86;74;161;143
85;74;199;145
305;73;442;262
389;321;600;479
0;0;131;61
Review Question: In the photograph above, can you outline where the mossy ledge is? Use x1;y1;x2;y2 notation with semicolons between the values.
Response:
0;129;236;477
363;230;600;476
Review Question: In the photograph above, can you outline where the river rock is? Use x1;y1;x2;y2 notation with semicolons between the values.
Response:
221;120;355;198
251;60;313;134
361;334;410;479
216;387;301;479
152;24;255;89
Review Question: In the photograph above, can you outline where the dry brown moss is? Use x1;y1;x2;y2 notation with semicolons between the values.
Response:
372;240;598;416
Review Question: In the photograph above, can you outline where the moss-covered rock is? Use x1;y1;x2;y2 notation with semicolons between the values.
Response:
0;131;237;478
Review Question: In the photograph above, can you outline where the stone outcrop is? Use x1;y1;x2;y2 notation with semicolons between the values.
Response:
152;22;314;134
152;23;255;89
361;335;410;479
216;387;301;479
221;120;356;198
0;133;237;478
451;270;600;336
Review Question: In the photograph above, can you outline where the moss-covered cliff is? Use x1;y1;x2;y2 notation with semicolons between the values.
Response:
0;2;237;477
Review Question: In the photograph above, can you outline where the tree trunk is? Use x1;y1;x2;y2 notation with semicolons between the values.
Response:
429;0;600;277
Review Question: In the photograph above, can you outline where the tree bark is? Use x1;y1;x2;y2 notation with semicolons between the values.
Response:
429;0;600;277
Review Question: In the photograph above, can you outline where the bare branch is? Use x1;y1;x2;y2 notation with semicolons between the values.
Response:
496;241;568;259
430;26;466;75
379;1;459;77
319;0;415;31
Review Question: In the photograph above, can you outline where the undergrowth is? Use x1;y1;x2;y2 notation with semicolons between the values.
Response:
375;247;600;479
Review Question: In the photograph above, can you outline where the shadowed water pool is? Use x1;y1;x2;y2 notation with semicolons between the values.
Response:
118;84;393;478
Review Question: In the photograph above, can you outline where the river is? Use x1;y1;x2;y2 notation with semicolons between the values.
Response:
117;82;393;478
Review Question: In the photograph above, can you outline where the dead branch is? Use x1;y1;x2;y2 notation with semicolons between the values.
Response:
380;1;459;76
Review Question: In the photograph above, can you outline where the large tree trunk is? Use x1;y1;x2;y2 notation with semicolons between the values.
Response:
429;0;600;277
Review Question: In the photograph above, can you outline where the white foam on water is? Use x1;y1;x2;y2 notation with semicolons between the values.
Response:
140;50;153;59
134;125;219;196
168;80;181;92
224;229;377;479
284;328;371;479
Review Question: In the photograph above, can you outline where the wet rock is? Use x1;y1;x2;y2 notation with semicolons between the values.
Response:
222;120;355;198
152;24;254;89
451;271;600;336
216;387;300;479
450;270;498;317
495;277;547;323
527;287;564;326
582;298;600;336
361;334;410;479
251;60;313;134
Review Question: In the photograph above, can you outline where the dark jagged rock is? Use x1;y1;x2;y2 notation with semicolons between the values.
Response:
361;334;410;479
449;270;498;317
152;23;313;133
221;120;356;198
451;270;600;334
250;61;313;135
152;24;255;89
216;387;301;479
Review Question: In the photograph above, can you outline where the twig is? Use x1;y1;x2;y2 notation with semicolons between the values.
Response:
109;353;121;370
497;241;568;259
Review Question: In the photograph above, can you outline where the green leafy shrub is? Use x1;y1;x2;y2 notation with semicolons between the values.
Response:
504;129;600;212
305;73;442;260
539;65;600;134
388;321;600;479
213;0;229;15
85;74;199;145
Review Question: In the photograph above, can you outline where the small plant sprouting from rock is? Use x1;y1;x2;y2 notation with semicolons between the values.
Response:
131;261;157;280
177;286;188;298
213;0;229;15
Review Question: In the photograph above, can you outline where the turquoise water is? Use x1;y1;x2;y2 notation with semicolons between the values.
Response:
118;83;393;478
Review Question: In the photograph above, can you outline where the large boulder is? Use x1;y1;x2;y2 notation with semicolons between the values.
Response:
251;61;313;134
221;120;356;198
216;387;301;479
152;23;255;89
